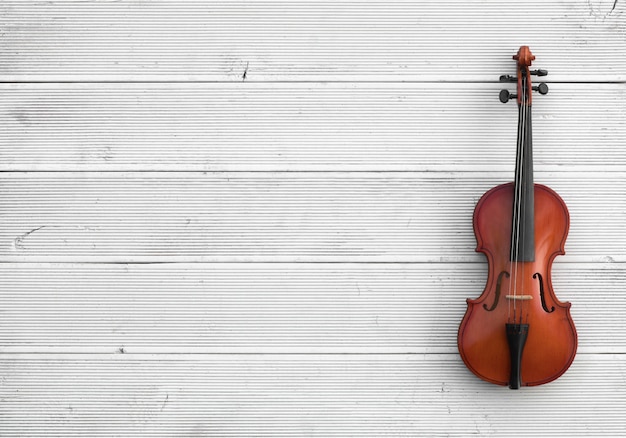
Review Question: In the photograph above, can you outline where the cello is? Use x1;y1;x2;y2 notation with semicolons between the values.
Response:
457;46;577;389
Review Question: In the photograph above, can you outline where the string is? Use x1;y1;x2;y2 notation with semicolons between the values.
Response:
519;86;529;324
510;72;528;324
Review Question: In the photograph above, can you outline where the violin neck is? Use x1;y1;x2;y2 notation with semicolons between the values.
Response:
510;91;535;262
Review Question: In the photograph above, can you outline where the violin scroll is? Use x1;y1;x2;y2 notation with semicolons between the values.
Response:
513;45;535;67
499;46;549;104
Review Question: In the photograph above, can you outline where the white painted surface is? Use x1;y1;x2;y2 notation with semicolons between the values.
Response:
1;1;625;82
0;83;624;172
1;354;625;436
0;1;625;436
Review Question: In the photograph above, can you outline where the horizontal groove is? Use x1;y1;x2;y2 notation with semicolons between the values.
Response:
2;80;626;84
0;263;622;354
1;83;623;172
2;1;624;82
1;354;624;437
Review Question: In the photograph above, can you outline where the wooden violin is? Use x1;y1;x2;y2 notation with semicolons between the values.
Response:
457;46;577;389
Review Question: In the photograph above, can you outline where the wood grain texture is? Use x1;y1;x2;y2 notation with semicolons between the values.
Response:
1;83;624;172
1;1;625;82
1;0;625;436
1;172;624;263
1;354;625;437
0;263;623;354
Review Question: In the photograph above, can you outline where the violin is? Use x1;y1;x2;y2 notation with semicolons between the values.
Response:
457;46;577;389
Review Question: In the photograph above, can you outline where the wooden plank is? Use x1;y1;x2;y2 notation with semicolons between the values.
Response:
0;262;622;354
1;354;624;436
1;2;623;437
1;83;624;172
1;1;624;82
0;172;624;263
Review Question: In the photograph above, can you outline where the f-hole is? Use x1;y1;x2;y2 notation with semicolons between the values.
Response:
533;272;555;313
484;270;510;311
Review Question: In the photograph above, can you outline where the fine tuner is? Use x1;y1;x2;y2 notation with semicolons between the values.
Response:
499;69;549;103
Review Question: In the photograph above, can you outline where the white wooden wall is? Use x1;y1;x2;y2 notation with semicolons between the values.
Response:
1;1;625;436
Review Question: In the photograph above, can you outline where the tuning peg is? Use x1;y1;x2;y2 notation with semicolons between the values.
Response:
532;83;549;95
499;89;517;103
499;74;516;83
530;69;548;76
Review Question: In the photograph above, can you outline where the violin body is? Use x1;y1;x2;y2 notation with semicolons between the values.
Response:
458;182;577;386
457;46;577;388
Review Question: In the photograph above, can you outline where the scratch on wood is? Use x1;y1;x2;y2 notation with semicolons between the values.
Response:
588;0;619;17
13;225;99;250
242;61;249;81
13;226;46;250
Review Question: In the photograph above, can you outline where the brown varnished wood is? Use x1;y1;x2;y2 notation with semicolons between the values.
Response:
514;46;535;105
458;182;577;386
458;46;577;388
